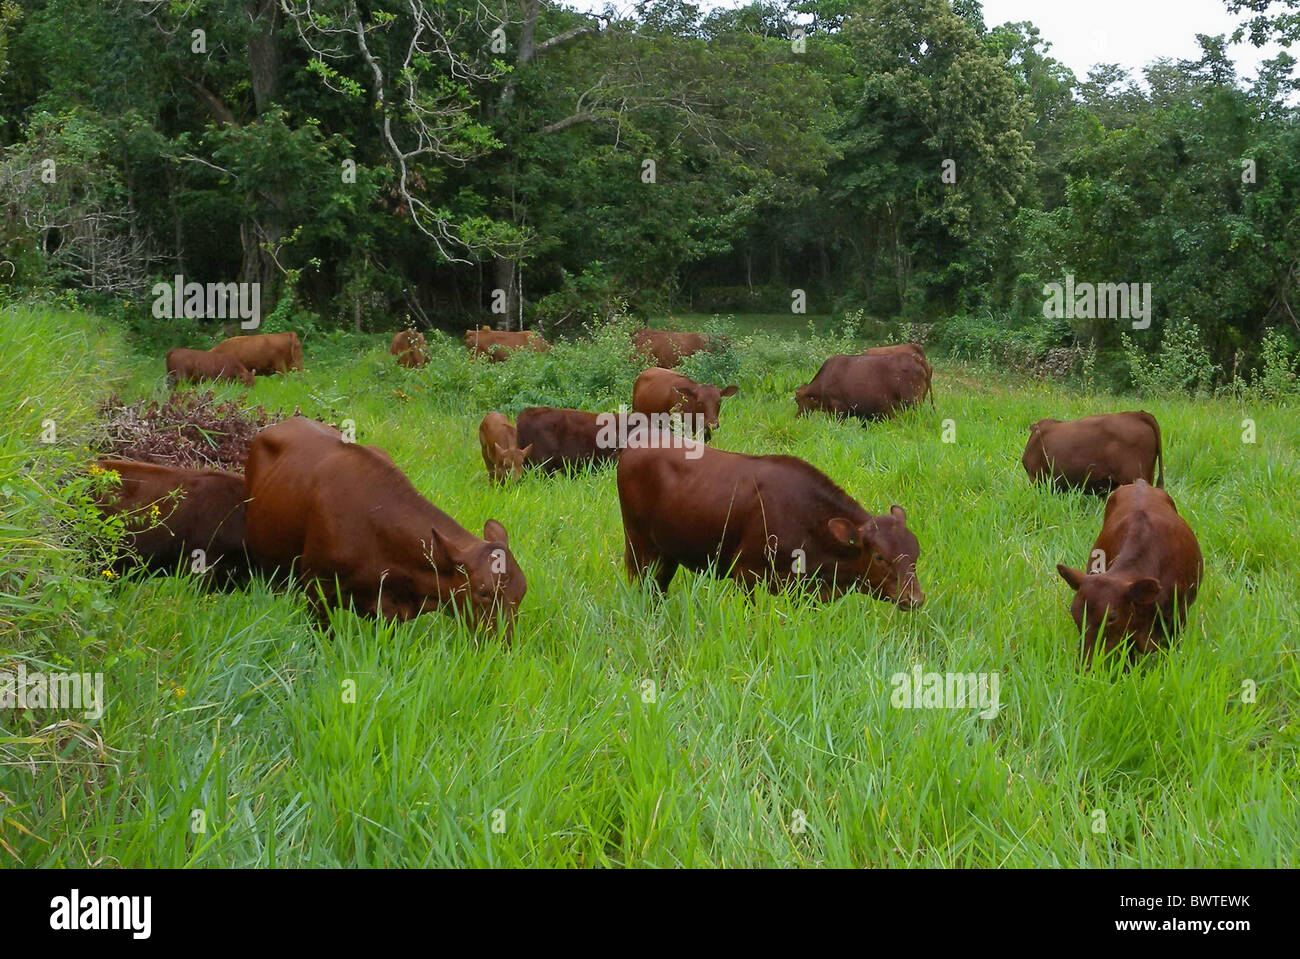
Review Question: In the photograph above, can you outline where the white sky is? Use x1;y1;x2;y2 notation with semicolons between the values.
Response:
564;0;1291;85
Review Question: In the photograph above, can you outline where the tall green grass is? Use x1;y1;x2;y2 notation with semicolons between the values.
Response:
2;305;1297;866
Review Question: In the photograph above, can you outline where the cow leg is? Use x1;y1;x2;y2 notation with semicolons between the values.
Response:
623;533;677;592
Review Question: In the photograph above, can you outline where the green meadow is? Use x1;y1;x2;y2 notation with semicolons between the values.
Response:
2;304;1297;867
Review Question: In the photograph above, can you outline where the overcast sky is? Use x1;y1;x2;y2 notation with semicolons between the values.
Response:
565;0;1289;84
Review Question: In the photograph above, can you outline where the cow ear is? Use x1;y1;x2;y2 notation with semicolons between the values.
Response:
890;504;906;524
720;385;739;397
429;526;460;568
520;444;533;458
484;519;508;546
827;517;859;548
1056;564;1086;591
1125;577;1160;605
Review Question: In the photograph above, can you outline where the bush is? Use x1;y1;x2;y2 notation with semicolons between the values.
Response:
1123;317;1218;397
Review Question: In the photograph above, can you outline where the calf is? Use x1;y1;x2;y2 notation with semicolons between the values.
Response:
1057;479;1202;664
478;412;532;483
631;368;738;441
1022;411;1163;492
630;329;712;368
390;329;429;369
617;440;924;607
794;352;928;420
515;406;620;474
165;347;255;387
245;417;525;636
463;326;550;362
93;459;248;577
211;332;303;375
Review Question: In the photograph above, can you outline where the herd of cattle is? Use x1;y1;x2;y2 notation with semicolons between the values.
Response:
97;325;1203;663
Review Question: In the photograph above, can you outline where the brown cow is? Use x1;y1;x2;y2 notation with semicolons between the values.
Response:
390;329;429;369
630;329;711;368
515;406;623;474
863;343;933;404
794;352;928;421
617;439;924;607
631;368;738;441
1056;479;1202;664
165;347;255;387
245;417;525;636
463;326;550;362
93;459;248;577
1022;411;1163;493
211;332;303;375
478;412;532;484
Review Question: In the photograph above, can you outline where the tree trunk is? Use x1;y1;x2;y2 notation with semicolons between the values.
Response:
494;255;518;329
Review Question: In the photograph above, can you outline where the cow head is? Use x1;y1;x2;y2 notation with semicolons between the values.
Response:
430;520;526;638
490;442;532;483
672;382;739;439
1057;565;1162;661
826;505;924;609
794;384;817;416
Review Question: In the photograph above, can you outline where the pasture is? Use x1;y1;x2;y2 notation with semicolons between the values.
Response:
2;305;1298;867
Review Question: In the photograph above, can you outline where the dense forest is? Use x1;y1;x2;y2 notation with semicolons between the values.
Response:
1;0;1298;380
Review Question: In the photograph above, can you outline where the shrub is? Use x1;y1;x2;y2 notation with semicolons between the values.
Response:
1123;317;1218;397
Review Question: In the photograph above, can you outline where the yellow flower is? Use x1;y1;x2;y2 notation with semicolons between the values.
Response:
89;465;103;476
101;569;116;579
173;687;186;699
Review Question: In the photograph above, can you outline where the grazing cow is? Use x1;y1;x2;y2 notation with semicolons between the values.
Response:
478;412;532;484
794;352;928;421
631;368;738;441
390;329;429;369
93;459;248;577
863;343;933;404
1056;479;1202;663
245;417;525;635
617;440;924;606
463;326;550;362
630;329;714;368
515;406;621;474
1022;411;1163;493
211;332;303;375
165;347;255;388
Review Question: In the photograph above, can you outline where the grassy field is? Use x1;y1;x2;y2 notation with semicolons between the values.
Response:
2;305;1298;867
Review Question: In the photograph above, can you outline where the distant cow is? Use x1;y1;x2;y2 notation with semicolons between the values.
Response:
863;343;933;404
515;406;621;474
630;329;716;368
211;332;303;375
617;440;924;607
1057;479;1202;663
463;326;550;362
165;347;254;388
246;417;525;635
479;412;531;484
1022;411;1163;493
93;459;248;577
794;352;928;421
390;329;429;369
632;368;738;441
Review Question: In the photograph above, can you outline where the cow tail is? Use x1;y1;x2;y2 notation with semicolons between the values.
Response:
1141;411;1164;487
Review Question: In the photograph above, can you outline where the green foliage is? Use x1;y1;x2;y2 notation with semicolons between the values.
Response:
1123;318;1220;397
